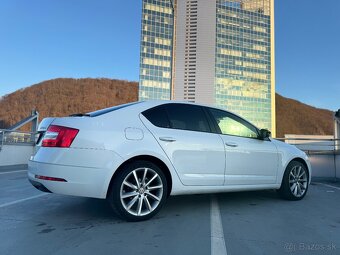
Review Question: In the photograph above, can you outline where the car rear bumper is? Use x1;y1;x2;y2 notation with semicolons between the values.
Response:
28;148;124;199
29;178;52;193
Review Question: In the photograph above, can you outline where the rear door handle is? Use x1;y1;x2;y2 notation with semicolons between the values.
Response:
225;142;238;147
159;137;176;142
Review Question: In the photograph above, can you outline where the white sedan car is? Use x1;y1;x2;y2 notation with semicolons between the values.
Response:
28;101;311;221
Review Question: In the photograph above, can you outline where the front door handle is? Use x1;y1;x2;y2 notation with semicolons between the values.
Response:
225;142;238;147
159;137;176;142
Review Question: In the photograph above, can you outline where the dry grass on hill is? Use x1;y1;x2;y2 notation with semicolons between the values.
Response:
0;78;138;130
0;78;334;137
275;94;333;137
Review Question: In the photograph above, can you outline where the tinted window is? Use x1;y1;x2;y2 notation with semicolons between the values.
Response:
210;108;259;138
165;104;210;132
142;106;170;128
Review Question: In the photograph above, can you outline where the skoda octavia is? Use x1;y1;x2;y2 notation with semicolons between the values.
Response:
28;101;311;221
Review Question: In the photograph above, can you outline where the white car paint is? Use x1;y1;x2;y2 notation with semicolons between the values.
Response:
141;113;226;186
220;134;279;185
28;101;311;199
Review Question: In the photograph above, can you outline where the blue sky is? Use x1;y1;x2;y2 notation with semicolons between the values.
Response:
0;0;339;111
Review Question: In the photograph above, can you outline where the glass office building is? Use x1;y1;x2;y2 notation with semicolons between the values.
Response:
139;0;276;135
215;0;274;131
139;0;175;101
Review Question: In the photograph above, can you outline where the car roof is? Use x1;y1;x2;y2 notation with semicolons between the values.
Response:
139;100;212;109
137;100;260;129
91;100;259;130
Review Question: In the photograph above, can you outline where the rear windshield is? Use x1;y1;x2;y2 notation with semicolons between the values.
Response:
87;102;141;117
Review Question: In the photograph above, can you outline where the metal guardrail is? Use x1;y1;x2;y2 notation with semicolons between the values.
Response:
276;137;339;180
275;138;340;155
0;129;36;151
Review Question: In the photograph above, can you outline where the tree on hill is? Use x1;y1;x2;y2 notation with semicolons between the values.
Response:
0;78;334;136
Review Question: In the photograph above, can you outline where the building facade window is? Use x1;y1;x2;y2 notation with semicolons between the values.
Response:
139;0;275;134
215;0;273;130
139;0;175;101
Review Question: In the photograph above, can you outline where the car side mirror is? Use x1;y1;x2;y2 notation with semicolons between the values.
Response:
259;129;271;140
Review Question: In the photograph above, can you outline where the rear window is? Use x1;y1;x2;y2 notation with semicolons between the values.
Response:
165;104;210;132
88;102;141;117
143;103;211;133
142;105;170;128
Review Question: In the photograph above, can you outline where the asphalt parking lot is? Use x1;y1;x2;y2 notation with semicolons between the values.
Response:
0;168;339;255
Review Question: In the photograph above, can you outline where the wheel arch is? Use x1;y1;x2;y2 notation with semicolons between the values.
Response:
291;157;311;180
280;157;311;187
106;155;173;198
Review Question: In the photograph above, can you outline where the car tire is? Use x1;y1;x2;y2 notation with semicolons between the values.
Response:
108;160;168;221
278;160;309;201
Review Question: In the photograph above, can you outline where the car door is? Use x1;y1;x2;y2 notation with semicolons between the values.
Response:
208;108;279;185
140;103;226;186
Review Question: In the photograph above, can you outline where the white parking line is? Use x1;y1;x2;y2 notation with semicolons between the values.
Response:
211;195;228;255
0;193;48;209
0;170;27;175
315;182;340;191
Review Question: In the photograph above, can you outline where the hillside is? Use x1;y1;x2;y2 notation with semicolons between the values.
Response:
275;94;333;137
0;78;334;137
0;78;138;129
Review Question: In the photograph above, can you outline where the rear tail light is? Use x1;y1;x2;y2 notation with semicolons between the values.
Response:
35;175;67;182
42;125;79;148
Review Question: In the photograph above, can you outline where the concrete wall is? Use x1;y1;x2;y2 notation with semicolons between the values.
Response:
194;0;216;104
308;153;340;180
0;145;34;167
174;0;216;104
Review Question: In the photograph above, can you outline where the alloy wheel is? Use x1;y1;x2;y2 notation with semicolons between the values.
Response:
289;165;308;198
120;167;163;216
